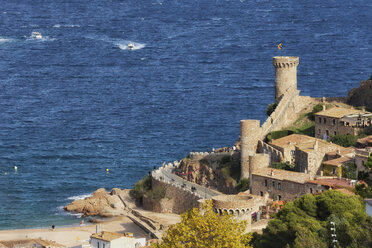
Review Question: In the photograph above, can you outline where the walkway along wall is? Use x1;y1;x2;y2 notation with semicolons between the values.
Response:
143;177;201;214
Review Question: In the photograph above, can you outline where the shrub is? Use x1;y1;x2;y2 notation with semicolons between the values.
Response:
266;103;277;116
308;104;323;121
267;130;294;141
147;185;166;203
341;162;357;179
329;134;358;147
236;178;250;192
270;162;295;171
133;175;151;200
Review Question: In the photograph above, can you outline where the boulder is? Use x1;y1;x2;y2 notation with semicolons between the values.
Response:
64;188;136;217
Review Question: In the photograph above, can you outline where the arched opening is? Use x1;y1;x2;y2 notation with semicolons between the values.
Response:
229;209;234;215
235;209;240;216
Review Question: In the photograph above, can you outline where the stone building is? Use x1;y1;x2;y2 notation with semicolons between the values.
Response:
212;193;269;232
251;167;311;201
314;107;372;139
355;147;371;174
321;147;355;177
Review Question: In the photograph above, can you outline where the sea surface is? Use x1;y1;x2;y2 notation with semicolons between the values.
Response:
0;0;371;229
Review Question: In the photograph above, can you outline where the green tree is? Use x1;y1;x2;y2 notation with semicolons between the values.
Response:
254;190;372;248
266;103;277;116
152;200;253;248
329;134;358;147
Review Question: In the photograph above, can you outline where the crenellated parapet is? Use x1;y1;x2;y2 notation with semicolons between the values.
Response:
273;56;299;103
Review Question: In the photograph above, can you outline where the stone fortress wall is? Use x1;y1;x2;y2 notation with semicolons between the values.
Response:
240;56;314;179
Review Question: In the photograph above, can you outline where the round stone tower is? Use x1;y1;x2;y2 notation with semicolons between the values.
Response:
249;153;270;192
240;120;261;179
273;56;299;103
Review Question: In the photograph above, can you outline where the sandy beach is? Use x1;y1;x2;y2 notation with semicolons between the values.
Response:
0;216;151;247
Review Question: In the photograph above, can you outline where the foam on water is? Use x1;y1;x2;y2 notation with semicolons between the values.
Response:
67;193;92;201
116;41;145;51
0;37;15;43
53;24;80;28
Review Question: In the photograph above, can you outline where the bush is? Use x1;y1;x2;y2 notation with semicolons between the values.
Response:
147;185;166;203
308;104;323;121
267;130;294;141
342;162;357;179
236;178;250;192
133;175;151;200
329;134;358;147
266;103;277;116
270;162;295;171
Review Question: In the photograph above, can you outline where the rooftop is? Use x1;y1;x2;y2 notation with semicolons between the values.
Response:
315;107;363;118
270;134;317;148
91;231;130;242
326;147;355;158
296;138;343;153
306;178;356;189
322;156;353;167
252;167;311;184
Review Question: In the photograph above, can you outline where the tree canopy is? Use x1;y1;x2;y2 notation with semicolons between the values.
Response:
152;200;253;248
254;190;372;248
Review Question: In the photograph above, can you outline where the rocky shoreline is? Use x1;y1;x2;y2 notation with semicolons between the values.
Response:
64;188;137;217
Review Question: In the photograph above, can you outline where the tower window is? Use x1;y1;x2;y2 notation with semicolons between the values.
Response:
265;179;267;187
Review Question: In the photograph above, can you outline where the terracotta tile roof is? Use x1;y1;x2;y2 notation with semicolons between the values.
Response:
91;231;127;242
306;178;356;189
314;107;363;118
322;156;353;167
252;167;311;184
270;134;317;148
357;135;372;145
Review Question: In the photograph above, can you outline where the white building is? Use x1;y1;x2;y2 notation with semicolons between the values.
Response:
90;231;146;248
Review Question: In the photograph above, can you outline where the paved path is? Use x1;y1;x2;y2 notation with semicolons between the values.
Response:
152;165;221;199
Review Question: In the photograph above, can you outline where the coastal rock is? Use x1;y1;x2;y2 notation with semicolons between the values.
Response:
64;188;136;217
347;79;372;110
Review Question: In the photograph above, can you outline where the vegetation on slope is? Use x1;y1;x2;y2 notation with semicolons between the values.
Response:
254;190;372;248
133;175;165;204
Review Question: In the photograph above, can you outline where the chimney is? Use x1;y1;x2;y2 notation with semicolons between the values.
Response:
314;141;319;150
362;106;366;112
322;105;326;111
270;170;274;176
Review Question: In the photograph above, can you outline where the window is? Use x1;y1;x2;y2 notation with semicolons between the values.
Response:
290;150;295;156
260;191;263;196
103;244;105;248
323;118;327;124
98;242;100;248
264;179;267;187
333;119;336;125
332;168;337;175
326;130;329;136
318;117;322;123
310;188;313;193
278;182;281;190
272;181;275;187
278;195;282;201
334;131;337;135
318;129;321;134
362;160;365;166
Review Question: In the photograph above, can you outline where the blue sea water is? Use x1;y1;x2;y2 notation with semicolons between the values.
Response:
0;0;371;229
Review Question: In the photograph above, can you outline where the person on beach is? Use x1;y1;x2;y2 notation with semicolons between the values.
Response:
52;224;55;230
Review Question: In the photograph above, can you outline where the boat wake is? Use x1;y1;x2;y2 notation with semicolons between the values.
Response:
115;40;145;51
0;37;15;43
53;24;80;28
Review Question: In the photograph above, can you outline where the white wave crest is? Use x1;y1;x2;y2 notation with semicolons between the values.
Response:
0;37;15;43
67;193;92;201
53;24;80;28
116;41;145;51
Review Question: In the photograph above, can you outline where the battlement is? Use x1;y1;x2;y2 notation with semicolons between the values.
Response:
273;56;299;102
273;56;299;68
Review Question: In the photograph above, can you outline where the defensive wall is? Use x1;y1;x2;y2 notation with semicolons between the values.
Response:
147;163;221;214
240;56;314;179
